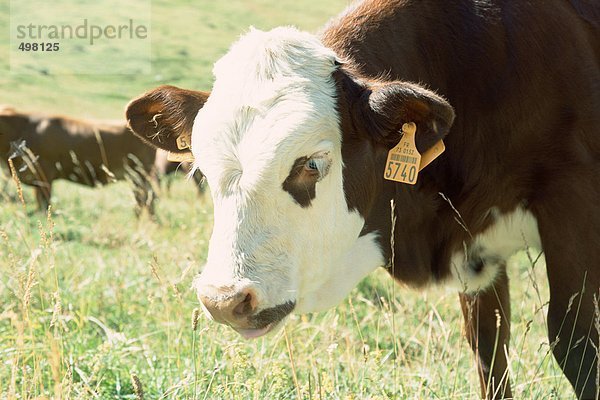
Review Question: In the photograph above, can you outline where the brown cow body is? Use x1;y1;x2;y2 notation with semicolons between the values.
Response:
0;106;157;213
323;1;600;398
127;0;600;398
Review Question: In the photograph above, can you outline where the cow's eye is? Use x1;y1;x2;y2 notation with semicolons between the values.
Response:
283;150;332;207
303;153;331;180
306;159;319;171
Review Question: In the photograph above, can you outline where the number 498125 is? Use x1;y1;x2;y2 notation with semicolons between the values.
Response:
18;42;59;52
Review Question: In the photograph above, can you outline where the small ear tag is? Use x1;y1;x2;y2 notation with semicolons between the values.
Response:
419;140;445;171
384;122;421;185
167;151;194;163
176;133;192;150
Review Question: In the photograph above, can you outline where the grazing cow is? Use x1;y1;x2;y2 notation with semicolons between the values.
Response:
126;0;600;398
0;106;158;214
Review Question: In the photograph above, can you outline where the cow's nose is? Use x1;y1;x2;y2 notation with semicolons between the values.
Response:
197;285;257;324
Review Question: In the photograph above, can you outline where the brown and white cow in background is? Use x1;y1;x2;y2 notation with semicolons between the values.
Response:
0;106;159;214
126;0;600;398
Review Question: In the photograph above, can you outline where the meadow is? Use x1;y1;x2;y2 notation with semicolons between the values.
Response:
0;0;577;398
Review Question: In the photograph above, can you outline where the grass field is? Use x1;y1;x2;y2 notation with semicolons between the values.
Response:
0;1;578;399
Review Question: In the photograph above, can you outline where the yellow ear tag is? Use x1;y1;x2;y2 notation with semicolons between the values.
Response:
384;122;421;185
176;132;192;150
167;151;194;163
419;139;445;171
169;132;194;162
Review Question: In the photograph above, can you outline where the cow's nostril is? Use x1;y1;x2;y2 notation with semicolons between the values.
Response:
196;285;258;323
233;291;255;317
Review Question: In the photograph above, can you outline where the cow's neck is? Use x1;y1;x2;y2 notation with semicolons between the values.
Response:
326;0;527;285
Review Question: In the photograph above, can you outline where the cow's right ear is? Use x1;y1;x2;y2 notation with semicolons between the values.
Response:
126;85;210;153
350;79;455;154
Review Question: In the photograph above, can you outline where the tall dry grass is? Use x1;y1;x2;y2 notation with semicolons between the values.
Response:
0;159;588;400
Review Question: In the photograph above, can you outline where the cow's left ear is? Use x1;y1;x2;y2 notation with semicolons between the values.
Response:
126;85;210;154
359;81;455;152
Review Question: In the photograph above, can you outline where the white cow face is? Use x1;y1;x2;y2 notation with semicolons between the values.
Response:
187;28;379;338
126;27;453;339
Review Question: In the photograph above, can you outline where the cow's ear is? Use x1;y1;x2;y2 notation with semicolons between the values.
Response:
358;81;455;152
126;85;210;153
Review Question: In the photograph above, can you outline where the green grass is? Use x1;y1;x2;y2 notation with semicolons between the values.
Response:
0;174;576;399
0;0;348;119
0;0;579;399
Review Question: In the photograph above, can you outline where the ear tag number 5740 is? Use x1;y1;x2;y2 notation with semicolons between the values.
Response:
384;122;421;185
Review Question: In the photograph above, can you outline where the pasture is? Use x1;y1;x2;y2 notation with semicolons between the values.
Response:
0;0;578;398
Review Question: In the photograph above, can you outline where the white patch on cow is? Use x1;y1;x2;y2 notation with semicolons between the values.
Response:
296;231;385;313
190;27;382;318
448;207;541;293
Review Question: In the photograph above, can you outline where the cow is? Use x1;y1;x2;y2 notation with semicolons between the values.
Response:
0;106;158;214
125;0;600;398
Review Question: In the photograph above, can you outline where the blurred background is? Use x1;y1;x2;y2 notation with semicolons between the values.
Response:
1;0;346;118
